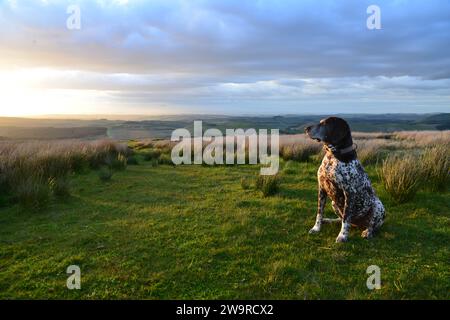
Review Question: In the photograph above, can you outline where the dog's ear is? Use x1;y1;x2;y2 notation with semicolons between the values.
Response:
324;117;351;145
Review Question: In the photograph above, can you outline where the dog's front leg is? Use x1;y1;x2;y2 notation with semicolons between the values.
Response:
336;193;353;242
309;188;327;234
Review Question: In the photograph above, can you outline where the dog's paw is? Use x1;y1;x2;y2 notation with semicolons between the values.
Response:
361;229;373;239
335;234;348;243
309;226;321;234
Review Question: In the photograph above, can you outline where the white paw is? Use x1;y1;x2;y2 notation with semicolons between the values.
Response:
335;234;348;243
309;226;321;234
361;229;373;239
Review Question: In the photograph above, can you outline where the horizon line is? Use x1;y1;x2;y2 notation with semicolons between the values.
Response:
0;111;448;121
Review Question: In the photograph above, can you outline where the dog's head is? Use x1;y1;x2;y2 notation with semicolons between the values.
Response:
305;117;352;146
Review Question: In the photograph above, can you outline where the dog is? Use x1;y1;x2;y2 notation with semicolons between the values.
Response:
305;117;385;242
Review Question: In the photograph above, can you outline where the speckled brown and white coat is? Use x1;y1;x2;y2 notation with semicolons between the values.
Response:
305;117;385;242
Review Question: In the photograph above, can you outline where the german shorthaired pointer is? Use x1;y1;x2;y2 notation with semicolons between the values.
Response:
305;117;385;242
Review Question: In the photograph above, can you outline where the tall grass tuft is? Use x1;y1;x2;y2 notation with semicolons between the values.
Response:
378;154;422;203
256;174;280;197
111;153;127;171
280;144;322;162
48;176;71;198
15;176;51;210
421;144;450;192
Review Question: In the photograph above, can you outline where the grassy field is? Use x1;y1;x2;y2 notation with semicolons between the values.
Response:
0;157;448;299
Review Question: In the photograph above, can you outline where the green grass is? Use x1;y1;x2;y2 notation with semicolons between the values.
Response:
0;160;449;299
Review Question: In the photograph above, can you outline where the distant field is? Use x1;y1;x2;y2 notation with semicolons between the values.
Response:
0;132;448;299
1;113;449;140
0;127;107;140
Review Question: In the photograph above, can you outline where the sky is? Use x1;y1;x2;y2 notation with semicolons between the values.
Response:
0;0;449;116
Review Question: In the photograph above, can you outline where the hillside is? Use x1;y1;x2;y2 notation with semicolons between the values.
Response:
0;113;448;140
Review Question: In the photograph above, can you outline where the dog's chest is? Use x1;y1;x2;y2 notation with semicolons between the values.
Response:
318;155;369;194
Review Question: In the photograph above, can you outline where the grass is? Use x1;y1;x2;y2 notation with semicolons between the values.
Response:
0;140;128;209
421;144;450;192
0;159;448;299
282;160;297;175
378;154;422;204
240;177;251;190
98;166;113;182
256;174;281;197
279;135;323;162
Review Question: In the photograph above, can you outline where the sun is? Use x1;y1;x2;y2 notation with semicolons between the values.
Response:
0;69;102;117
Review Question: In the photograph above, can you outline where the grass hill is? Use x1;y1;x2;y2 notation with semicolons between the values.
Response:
0;140;448;299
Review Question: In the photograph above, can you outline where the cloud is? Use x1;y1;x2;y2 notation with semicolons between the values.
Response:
0;0;449;114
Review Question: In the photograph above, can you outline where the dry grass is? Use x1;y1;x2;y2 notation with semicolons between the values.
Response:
378;154;423;203
352;132;394;140
355;139;404;165
393;130;450;147
0;139;128;209
131;131;449;168
255;174;280;197
421;144;450;192
279;134;323;162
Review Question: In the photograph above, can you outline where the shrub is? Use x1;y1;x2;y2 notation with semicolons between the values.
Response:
98;166;113;182
421;144;450;192
256;174;280;197
240;177;251;190
378;154;422;203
